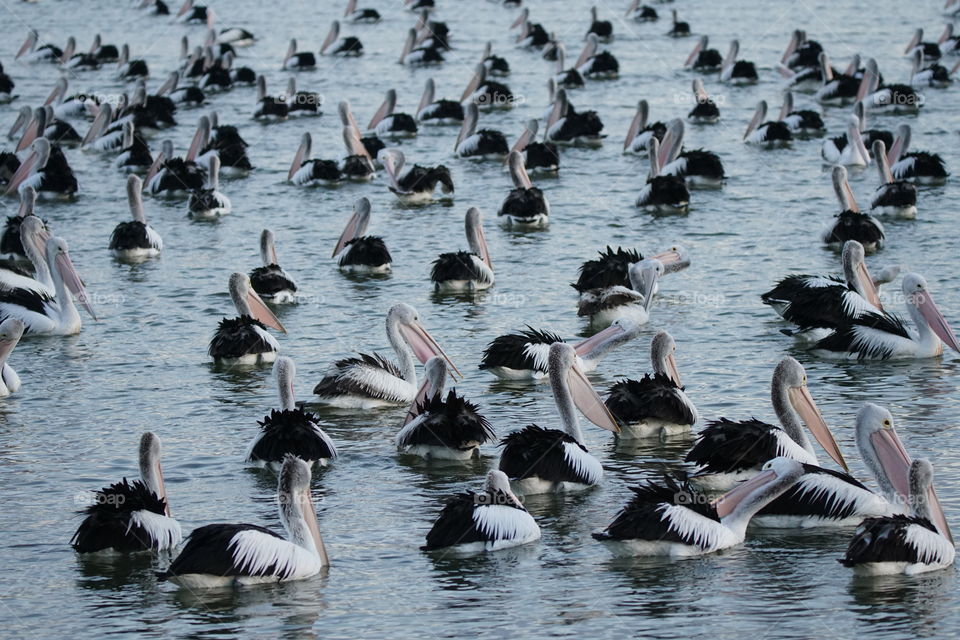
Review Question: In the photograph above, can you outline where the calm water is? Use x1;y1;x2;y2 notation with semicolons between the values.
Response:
2;1;959;638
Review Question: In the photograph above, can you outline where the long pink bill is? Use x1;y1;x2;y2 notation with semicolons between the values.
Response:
915;290;960;353
566;363;620;433
870;427;912;502
788;385;849;472
398;321;461;379
246;288;286;333
55;252;97;320
573;323;626;358
714;470;776;518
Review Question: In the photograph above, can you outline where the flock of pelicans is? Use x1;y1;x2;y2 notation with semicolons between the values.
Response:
1;0;959;591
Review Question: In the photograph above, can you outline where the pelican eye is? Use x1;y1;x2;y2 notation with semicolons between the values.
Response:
883;419;892;428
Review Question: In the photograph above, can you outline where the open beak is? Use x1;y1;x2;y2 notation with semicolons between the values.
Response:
247;287;286;333
399;321;462;379
857;261;882;309
928;486;954;545
566;362;620;433
914;290;960;353
788;385;848;471
573;323;626;358
55;252;97;320
714;470;776;518
665;352;682;386
649;248;689;274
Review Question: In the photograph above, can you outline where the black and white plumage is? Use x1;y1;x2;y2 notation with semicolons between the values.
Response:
499;151;550;227
479;317;640;381
14;30;63;64
250;229;297;303
910;50;954;89
815;52;863;106
332;197;392;273
685;357;849;491
460;63;514;111
247;357;337;469
809;273;960;360
379;149;453;205
572;244;689;301
577;259;663;327
202;113;253;177
422;471;540;552
499;342;621;494
859;58;923;115
283;39;316;70
399;28;445;66
658;119;724;188
594;458;805;557
719;39;757;84
688;79;720;123
71;433;181;554
159;456;329;588
284;77;321;118
544;88;604;147
145;136;208;198
778;91;825;138
397;357;495;461
0;187;39;262
4;138;78;201
288;133;344;187
510;120;559;174
625;1;658;22
636;137;689;213
667;10;690;37
574;34;619;79
454;102;508;159
480;41;510;76
344;0;380;23
684;36;723;73
313;303;459;408
585;6;613;42
870;139;917;218
253;75;289;122
431;208;494;292
886;124;948;185
188;155;231;219
115;44;149;81
0;317;25;397
176;0;212;24
743;100;792;147
416;78;464;125
761;239;891;333
552;44;585;89
605;331;698;438
109;175;162;260
113;122;154;174
219;27;256;47
208;273;287;365
821;166;884;252
320;20;363;57
516;19;550;49
623;100;666;155
367;89;417;138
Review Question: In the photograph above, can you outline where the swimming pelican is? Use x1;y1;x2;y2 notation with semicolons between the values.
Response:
416;78;464;125
188;155;230;219
431;208;494;292
159;456;328;588
658;119;725;187
246;357;337;470
313;303;459;408
684;36;722;73
886;124;948;185
509;120;559;174
577;259;663;327
479;317;641;380
422;470;540;552
284;77;321;118
253;75;288;122
743;100;792;147
605;331;698;438
15;30;63;64
454;103;508;159
667;10;690;37
0;318;24;397
0;187;42;265
460;64;513;110
320;20;363;57
499;151;549;227
685;357;848;491
688;79;720;123
585;6;613;42
396;356;495;461
719;39;757;84
344;0;380;23
859;58;923;114
623;100;666;155
283;39;316;71
821;166;884;252
367;89;417;138
778;91;825;137
109;175;162;260
332;197;392;273
4;138;78;200
399;28;444;66
593;457;804;557
250;229;298;303
288;133;345;187
575;34;619;79
636;138;689;213
815;52;862;106
71;432;181;553
208;272;286;365
379;149;453;205
544;89;605;147
572;244;689;315
871;140;917;218
625;1;658;22
498;342;621;494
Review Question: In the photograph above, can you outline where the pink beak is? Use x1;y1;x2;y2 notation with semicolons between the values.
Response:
55;251;97;320
914;290;960;353
399;321;461;378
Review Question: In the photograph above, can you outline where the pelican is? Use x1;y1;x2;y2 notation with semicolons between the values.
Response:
688;79;720;123
4;138;78;200
422;470;539;552
761;240;894;332
71;433;181;553
282;39;316;71
553;44;585;89
454;103;508;160
575;34;619;79
815;53;863;106
345;0;380;23
910;50;955;88
431;208;494;292
685;357;848;491
859;58;923;115
480;42;510;76
572;244;689;313
379;149;453;205
288;133;345;187
188;155;231;219
367;89;417;139
605;331;698;438
904;28;944;61
253;75;288;122
498;342;621;495
250;230;297;304
625;1;658;22
313;303;459;408
886;124;948;186
109;175;162;260
659;119;725;187
285;78;321;118
15;30;63;64
202;113;253;177
479;317;640;381
332;197;392;273
499;151;549;227
623;100;666;155
544;89;604;147
0;318;25;397
159;456;328;588
460;64;513;110
821;166;884;253
585;6;613;42
636;138;689;213
320;20;363;57
720;40;757;84
577;259;663;327
684;36;722;73
208;273;286;366
246;357;337;470
397;356;494;461
0;187;42;265
116;44;149;81
399;28;444;66
0;236;96;335
113;122;154;174
145;137;208;198
218;26;256;47
667;10;690;37
871;140;917;218
809;273;960;360
593;458;804;557
743;100;792;147
778;91;825;137
416;78;464;125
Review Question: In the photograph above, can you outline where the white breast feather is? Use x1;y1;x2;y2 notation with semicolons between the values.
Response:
521;342;552;373
473;505;540;542
660;157;688;177
788;473;887;517
904;524;956;565
561;441;603;485
229;530;316;578
659;504;730;551
129;510;182;550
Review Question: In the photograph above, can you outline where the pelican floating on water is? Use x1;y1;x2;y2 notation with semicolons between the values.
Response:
109;175;162;260
250;229;298;303
332;197;392;273
499;151;549;227
379;149;453;205
431;208;494;292
208;273;286;365
0;318;25;396
821;166;884;253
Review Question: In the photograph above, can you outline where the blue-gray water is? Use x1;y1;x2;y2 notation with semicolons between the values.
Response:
1;1;959;638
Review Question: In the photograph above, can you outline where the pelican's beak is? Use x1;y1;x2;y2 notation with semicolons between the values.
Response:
474;221;493;271
649;248;690;274
566;362;620;433
665;352;682;387
913;290;960;353
300;485;329;566
15;32;36;60
247;287;286;333
927;486;954;545
399;321;462;379
573;322;627;358
55;251;97;320
788;384;848;471
30;226;51;258
0;323;25;364
856;261;882;309
403;374;433;426
332;208;362;258
870;426;912;501
155;459;170;516
4;150;38;195
714;469;776;518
